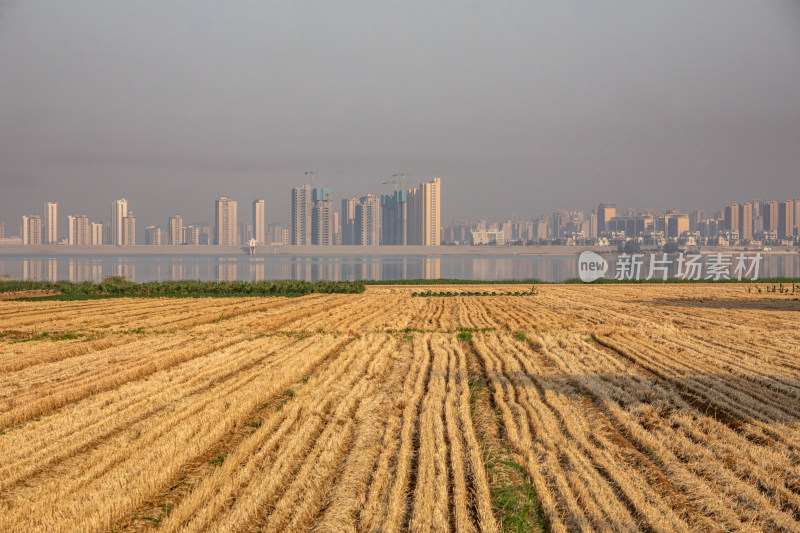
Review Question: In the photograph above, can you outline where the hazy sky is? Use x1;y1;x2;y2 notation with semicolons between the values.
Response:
1;1;799;233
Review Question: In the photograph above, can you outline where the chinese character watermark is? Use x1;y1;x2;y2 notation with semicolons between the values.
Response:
579;252;762;282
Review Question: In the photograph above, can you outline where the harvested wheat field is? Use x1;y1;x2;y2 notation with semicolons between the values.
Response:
1;283;799;532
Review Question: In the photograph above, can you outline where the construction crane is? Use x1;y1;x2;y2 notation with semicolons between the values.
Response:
304;170;316;188
382;173;409;192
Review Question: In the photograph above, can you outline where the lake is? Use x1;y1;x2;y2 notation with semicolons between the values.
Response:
1;252;799;283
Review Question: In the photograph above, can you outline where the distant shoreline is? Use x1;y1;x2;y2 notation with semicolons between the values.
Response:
0;244;797;257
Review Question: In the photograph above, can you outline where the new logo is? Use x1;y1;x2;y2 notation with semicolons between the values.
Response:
578;251;608;283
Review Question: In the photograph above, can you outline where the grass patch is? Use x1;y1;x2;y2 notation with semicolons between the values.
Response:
1;279;365;300
366;278;547;285
489;458;544;532
467;350;547;532
210;453;227;466
143;503;174;526
457;330;473;342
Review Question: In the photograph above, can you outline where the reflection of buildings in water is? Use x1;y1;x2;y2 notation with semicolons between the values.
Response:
470;258;511;280
151;264;164;282
20;258;58;281
46;258;58;282
309;261;339;282
763;254;798;279
170;264;184;281
216;261;237;281
351;259;380;281
381;258;409;281
69;258;105;283
116;263;135;282
248;259;265;282
185;264;200;281
422;257;441;280
292;261;312;281
23;259;42;281
269;261;292;281
521;257;576;283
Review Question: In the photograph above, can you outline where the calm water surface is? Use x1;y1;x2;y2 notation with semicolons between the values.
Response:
0;253;798;283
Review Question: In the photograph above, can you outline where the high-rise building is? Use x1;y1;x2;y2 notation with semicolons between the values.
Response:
145;225;162;245
763;200;779;232
312;198;333;246
340;197;359;245
44;201;58;244
267;224;284;245
535;218;548;241
184;225;201;246
420;178;441;246
738;203;753;241
752;199;762;218
596;204;616;235
310;188;334;246
795;199;800;238
252;200;265;245
689;209;705;233
22;215;42;245
407;178;441;246
0;222;5;239
67;216;75;245
381;190;408;245
111;199;128;246
122;212;136;246
699;218;721;238
214;196;238;245
68;214;91;245
332;211;341;245
609;216;653;237
778;200;794;240
753;215;764;236
291;185;313;245
724;204;739;234
169;215;184;245
667;214;689;239
91;223;103;245
355;194;381;245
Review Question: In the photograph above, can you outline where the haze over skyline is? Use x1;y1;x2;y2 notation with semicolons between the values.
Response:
2;1;799;228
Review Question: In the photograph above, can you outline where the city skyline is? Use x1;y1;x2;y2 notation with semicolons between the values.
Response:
1;2;799;228
4;184;798;248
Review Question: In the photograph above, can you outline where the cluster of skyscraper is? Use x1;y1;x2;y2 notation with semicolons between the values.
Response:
292;178;441;246
441;197;800;247
10;177;442;247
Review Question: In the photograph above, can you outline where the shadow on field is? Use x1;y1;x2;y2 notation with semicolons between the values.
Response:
484;369;800;429
652;298;800;312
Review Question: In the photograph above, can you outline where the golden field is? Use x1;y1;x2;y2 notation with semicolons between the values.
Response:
1;284;799;532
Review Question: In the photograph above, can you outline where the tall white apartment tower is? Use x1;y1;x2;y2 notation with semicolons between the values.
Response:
421;177;441;246
407;178;441;246
91;223;103;245
44;201;58;244
111;199;129;246
253;199;266;245
169;215;184;245
291;185;312;245
215;196;238;245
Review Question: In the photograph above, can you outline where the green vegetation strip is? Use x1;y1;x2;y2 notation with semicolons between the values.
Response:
365;278;546;285
0;278;365;300
468;373;546;532
412;287;538;297
562;276;800;284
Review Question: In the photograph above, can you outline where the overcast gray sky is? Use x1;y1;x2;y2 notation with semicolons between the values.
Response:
1;1;799;233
